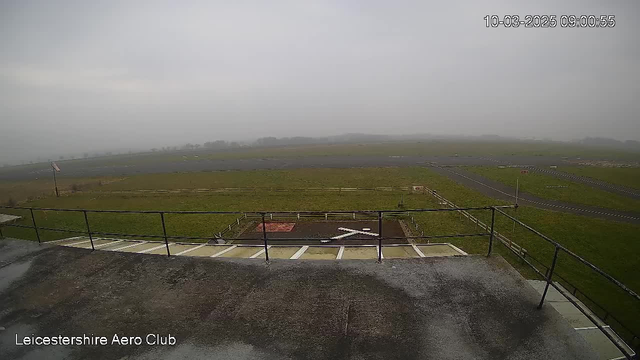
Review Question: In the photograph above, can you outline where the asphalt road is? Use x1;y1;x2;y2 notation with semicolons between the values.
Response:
430;167;640;224
0;239;596;360
528;167;640;200
0;155;574;181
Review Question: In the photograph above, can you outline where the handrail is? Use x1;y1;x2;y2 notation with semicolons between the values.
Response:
0;204;515;214
0;203;636;357
494;207;640;303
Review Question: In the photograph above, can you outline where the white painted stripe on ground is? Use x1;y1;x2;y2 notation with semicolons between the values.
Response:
111;241;147;251
210;245;237;258
175;244;206;256
574;325;610;331
447;243;468;256
47;236;84;244
337;227;379;237
249;246;271;259
66;239;91;247
138;244;170;254
412;244;426;257
337;246;345;260
291;246;309;259
94;240;123;248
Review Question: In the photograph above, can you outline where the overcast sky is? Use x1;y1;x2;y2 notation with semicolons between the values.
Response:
1;0;639;164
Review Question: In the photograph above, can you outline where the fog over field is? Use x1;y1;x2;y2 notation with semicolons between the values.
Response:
1;0;639;164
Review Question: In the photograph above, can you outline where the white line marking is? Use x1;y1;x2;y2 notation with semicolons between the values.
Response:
66;239;91;247
210;245;237;258
175;244;206;256
111;241;147;251
94;240;123;248
291;246;308;259
337;246;345;259
412;244;426;257
138;244;170;254
574;325;610;331
447;243;468;255
250;246;271;259
337;227;379;237
47;236;83;244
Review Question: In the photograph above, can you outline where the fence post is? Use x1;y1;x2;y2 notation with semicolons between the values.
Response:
487;207;495;256
83;210;95;251
262;213;269;262
160;212;170;257
30;208;41;244
0;225;3;239
538;246;560;309
378;211;383;262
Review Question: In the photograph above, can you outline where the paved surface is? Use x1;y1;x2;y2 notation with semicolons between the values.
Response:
430;166;640;224
236;220;407;245
49;236;465;260
0;155;579;181
0;238;597;360
528;280;635;360
529;167;640;200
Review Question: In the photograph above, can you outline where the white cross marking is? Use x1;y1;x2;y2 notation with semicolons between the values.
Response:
321;227;379;243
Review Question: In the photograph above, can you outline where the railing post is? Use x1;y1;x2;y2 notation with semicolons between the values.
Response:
487;207;495;256
262;213;269;262
160;212;170;257
378;211;383;262
0;225;3;239
30;208;41;244
83;210;94;251
538;246;560;309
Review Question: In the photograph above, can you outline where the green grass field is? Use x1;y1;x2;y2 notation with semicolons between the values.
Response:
1;166;639;342
466;166;640;212
3;140;639;172
0;176;119;205
560;166;640;190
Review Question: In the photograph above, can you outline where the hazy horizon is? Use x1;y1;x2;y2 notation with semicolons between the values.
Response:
2;0;639;164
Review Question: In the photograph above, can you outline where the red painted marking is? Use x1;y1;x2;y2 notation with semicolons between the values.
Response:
256;223;296;232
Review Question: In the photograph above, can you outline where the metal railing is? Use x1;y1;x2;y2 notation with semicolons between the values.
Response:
0;205;511;262
494;208;639;359
0;203;637;358
425;187;640;359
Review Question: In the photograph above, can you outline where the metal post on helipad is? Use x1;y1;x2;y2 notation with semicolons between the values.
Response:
487;207;495;257
538;246;560;309
83;210;94;251
378;211;383;262
30;208;41;244
160;212;170;257
261;213;269;262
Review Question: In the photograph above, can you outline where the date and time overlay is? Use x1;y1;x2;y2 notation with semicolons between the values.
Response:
484;14;616;28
